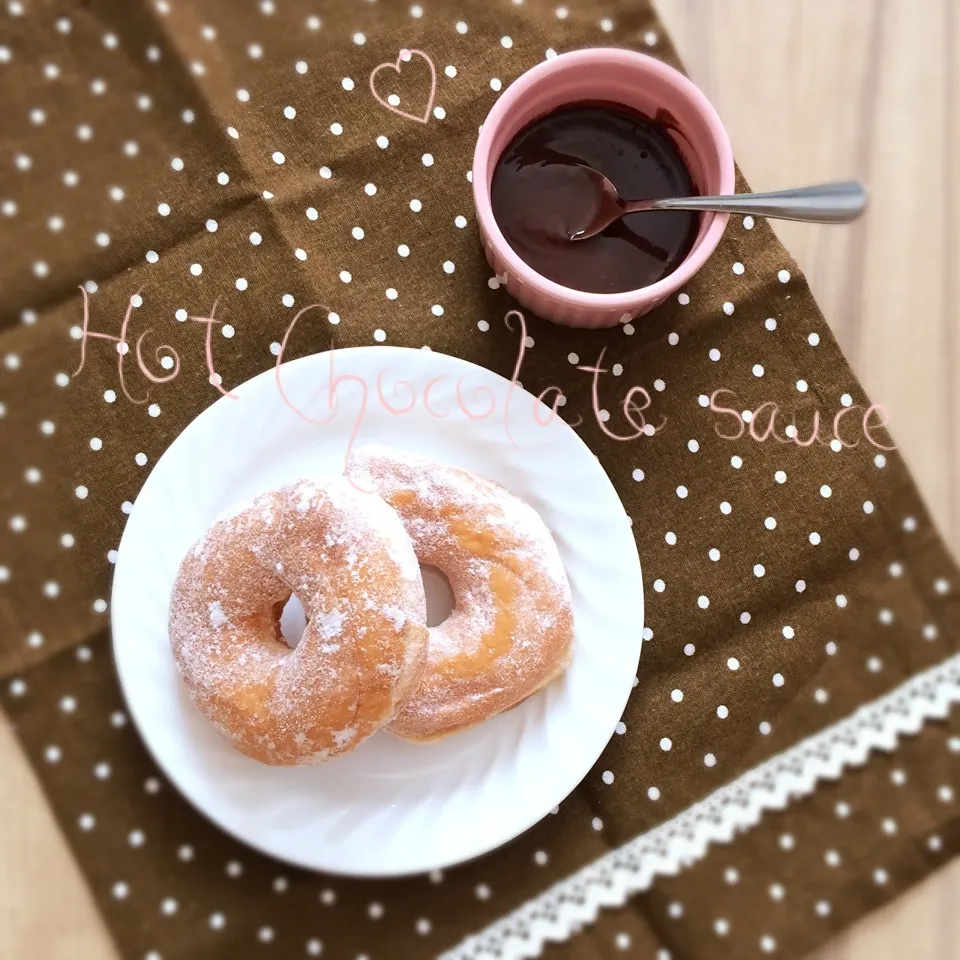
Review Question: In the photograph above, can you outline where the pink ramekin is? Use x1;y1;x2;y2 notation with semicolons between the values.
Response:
472;48;735;329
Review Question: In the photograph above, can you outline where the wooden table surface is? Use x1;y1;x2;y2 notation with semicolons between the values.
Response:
2;1;957;957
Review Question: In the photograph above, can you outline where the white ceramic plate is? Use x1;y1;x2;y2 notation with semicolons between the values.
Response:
112;346;643;876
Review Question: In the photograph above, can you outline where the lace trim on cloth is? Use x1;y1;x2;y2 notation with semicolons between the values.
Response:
440;653;960;960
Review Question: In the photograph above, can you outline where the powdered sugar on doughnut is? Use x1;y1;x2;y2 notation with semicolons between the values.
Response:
208;600;228;628
348;446;574;741
168;477;428;765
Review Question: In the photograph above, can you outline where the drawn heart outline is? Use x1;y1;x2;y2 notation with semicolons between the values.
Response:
369;48;437;125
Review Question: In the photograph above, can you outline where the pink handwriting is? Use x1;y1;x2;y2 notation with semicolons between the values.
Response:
272;308;665;482
708;389;896;450
72;290;670;472
73;287;230;404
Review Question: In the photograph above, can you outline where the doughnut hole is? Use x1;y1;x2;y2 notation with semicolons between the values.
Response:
277;567;451;645
278;594;307;647
421;564;455;627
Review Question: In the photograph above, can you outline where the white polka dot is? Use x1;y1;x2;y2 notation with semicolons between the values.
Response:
257;926;273;942
714;919;730;936
697;595;709;609
808;332;820;346
709;348;721;361
727;657;740;671
296;60;308;74
490;78;502;91
720;501;732;515
340;271;352;283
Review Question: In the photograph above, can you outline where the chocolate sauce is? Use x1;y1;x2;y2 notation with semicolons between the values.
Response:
490;102;700;295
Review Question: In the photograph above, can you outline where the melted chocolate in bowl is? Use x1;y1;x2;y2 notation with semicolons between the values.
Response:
490;102;701;295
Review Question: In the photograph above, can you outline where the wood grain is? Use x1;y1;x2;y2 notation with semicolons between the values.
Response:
1;2;957;957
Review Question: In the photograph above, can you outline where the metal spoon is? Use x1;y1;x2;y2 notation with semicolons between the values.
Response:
569;169;868;241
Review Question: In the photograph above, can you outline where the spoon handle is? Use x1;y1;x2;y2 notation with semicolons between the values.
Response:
642;181;868;224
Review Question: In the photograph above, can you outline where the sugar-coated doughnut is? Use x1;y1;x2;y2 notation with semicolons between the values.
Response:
168;478;428;765
348;446;574;741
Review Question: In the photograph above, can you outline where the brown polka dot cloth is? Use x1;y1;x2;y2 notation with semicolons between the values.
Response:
0;2;957;959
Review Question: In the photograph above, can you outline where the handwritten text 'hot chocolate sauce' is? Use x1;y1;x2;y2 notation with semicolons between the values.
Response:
73;291;893;455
